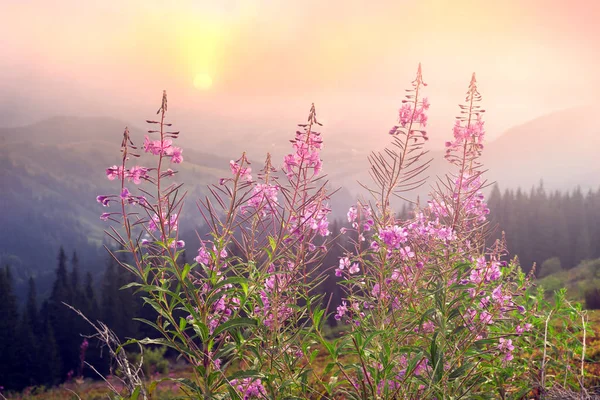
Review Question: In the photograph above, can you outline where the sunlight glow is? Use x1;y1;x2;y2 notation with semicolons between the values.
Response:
193;73;213;90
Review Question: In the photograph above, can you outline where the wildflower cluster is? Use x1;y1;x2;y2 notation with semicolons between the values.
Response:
96;71;586;400
444;73;485;169
325;66;550;399
283;105;323;178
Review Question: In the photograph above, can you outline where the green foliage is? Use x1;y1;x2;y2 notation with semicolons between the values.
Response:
130;347;170;377
539;257;562;278
538;257;600;304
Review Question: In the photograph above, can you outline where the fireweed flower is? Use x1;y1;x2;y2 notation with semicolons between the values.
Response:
126;166;149;184
288;201;331;238
241;183;279;216
283;122;323;178
96;195;111;207
389;93;430;140
480;311;494;325
378;225;409;249
347;206;357;223
195;244;210;265
335;301;348;320
421;320;435;333
515;323;533;335
264;262;294;292
230;378;267;400
361;204;375;231
148;213;179;232
445;116;485;160
339;257;350;270
498;338;515;362
347;203;375;231
167;146;183;163
230;159;252;182
106;165;124;180
120;187;131;200
169;240;185;249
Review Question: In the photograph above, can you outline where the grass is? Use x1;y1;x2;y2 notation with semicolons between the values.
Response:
2;363;194;400
537;258;600;302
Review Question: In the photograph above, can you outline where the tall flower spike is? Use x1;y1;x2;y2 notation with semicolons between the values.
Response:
120;127;139;163
412;62;427;88
157;89;168;115
445;72;486;171
259;153;277;184
283;103;324;178
366;63;431;223
303;103;322;127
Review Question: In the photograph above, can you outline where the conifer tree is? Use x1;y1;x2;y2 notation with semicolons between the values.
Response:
70;251;81;300
25;277;39;334
39;302;62;386
0;266;20;390
15;303;39;388
83;271;100;320
48;247;77;380
13;277;43;387
101;253;119;333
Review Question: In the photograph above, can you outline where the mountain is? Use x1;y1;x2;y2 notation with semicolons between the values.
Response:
0;116;234;296
1;106;598;296
0;116;355;297
482;106;600;190
329;106;600;198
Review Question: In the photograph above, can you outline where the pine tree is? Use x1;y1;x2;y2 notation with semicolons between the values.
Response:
48;247;78;381
38;303;62;387
83;271;100;320
101;254;119;333
25;277;39;334
70;251;81;301
15;304;39;388
0;266;23;390
14;277;42;386
79;270;108;377
115;256;140;340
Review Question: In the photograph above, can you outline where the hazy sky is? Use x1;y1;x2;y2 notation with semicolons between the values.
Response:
1;0;598;151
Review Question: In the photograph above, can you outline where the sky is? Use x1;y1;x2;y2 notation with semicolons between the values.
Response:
1;0;598;152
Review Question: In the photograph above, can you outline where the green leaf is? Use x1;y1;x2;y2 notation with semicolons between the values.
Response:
310;349;320;363
120;281;143;290
129;386;140;400
148;380;158;395
447;307;462;321
227;369;262;381
192;321;210;342
181;263;192;281
213;317;257;337
268;236;277;252
133;317;161;333
213;276;249;291
324;362;336;375
313;308;324;329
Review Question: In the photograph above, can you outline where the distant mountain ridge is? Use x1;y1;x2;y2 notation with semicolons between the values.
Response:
0;116;233;296
328;106;600;197
1;107;598;295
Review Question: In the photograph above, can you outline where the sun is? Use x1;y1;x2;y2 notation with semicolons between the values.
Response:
193;73;213;90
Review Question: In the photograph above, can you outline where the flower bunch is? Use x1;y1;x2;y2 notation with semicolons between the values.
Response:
96;72;587;400
283;106;323;178
321;66;547;399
